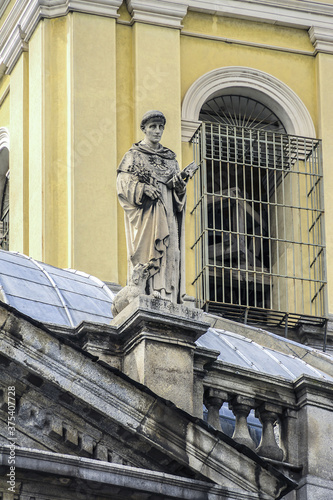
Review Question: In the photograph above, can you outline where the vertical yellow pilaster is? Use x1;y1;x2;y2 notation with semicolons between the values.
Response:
9;52;29;254
316;52;333;315
68;13;118;282
28;23;44;260
28;18;68;266
116;22;133;286
132;23;182;159
44;17;68;267
131;21;192;291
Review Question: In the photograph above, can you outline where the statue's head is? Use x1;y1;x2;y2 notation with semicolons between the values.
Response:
140;110;166;131
140;110;166;148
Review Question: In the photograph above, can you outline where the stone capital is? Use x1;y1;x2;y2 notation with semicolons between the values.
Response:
309;26;333;54
126;0;188;28
181;119;201;142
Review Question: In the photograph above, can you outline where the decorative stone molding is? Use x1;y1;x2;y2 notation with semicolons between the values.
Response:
1;445;284;500
0;0;123;75
125;0;188;28
187;0;333;30
0;24;28;78
181;66;316;140
0;127;9;151
0;0;10;19
181;118;201;142
309;26;333;55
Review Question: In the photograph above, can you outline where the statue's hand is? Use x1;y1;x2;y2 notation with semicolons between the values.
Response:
173;173;187;194
143;183;161;200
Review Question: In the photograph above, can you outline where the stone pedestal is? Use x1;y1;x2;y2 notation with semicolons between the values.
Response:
111;296;210;414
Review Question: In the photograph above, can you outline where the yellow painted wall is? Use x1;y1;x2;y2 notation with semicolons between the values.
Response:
182;11;314;52
180;24;317;129
132;23;182;158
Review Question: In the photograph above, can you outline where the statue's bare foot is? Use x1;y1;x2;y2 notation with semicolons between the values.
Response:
152;291;161;299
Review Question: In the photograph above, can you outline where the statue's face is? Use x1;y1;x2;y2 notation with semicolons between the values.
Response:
143;119;165;145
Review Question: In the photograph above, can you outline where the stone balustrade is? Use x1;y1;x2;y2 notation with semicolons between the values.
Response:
203;387;284;461
194;346;312;469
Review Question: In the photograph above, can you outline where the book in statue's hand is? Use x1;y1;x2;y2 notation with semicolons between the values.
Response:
180;161;199;180
166;162;199;189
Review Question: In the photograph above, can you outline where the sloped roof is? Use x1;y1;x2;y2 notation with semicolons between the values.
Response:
197;328;333;382
0;250;114;327
0;249;331;383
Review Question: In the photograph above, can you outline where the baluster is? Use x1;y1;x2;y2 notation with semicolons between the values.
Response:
204;388;227;430
229;395;256;450
280;408;298;464
255;402;284;461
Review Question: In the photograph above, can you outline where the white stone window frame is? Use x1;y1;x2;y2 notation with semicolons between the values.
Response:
181;66;316;141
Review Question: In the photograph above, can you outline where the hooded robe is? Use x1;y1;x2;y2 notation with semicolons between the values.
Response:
117;141;186;303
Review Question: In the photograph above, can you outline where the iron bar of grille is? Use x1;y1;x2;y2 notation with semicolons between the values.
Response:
192;123;327;326
0;208;9;251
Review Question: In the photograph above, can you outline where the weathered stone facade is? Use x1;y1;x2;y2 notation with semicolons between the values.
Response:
0;280;332;499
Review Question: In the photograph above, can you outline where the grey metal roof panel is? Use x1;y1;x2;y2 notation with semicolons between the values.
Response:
197;328;333;382
7;296;72;326
2;275;64;305
196;328;256;369
62;290;111;315
0;250;114;327
264;347;327;380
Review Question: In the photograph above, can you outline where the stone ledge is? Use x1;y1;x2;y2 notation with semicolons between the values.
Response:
111;295;209;343
0;445;276;500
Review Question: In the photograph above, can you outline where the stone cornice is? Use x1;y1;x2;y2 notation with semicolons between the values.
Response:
0;0;11;18
309;26;333;54
201;357;297;408
0;446;287;499
2;0;333;76
0;0;123;75
293;374;333;410
125;0;188;28
187;0;333;30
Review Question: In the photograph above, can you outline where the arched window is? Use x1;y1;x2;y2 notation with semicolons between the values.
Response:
186;69;326;329
0;129;9;251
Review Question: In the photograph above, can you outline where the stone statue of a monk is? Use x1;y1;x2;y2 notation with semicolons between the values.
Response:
117;110;196;304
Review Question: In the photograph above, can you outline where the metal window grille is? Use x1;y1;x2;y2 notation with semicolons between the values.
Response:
0;173;9;251
191;122;327;328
